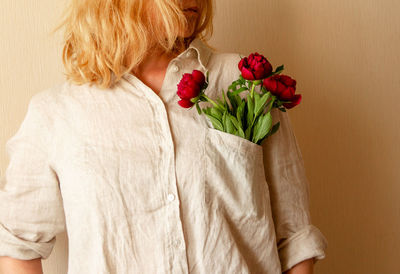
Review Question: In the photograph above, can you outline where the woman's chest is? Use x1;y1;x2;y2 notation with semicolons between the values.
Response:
52;90;268;221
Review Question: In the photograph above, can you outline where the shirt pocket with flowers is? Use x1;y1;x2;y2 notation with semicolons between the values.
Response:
203;127;271;221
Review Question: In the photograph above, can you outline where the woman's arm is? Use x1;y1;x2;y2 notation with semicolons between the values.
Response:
283;258;314;274
0;256;43;274
0;93;66;261
261;108;328;272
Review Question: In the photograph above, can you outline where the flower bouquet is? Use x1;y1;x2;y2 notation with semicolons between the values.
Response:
176;53;302;145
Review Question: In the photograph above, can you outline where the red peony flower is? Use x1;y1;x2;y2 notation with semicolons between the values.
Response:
263;74;301;109
177;70;206;108
191;70;205;85
178;98;195;108
238;52;273;80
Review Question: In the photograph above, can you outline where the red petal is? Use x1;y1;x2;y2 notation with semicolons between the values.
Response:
188;86;201;98
177;82;186;91
241;67;255;80
238;58;246;70
263;77;277;92
248;54;255;62
253;63;266;79
276;81;286;93
283;94;302;109
177;89;183;98
263;62;273;76
192;70;205;85
178;99;194;108
181;73;192;82
279;75;296;87
181;86;196;99
280;87;295;100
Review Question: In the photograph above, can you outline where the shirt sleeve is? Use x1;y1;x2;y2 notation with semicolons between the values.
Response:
0;93;66;260
261;107;328;272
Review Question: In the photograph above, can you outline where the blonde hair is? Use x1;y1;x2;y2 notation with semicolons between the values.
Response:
51;0;214;89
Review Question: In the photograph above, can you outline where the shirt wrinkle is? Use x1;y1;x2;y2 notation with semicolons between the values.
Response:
0;37;328;274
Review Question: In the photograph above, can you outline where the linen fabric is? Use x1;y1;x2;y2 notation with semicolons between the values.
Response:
0;38;328;273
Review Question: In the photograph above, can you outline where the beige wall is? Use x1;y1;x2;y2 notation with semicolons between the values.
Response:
1;0;399;273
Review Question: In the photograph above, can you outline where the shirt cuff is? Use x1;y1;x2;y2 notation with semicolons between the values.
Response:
0;223;55;260
278;224;328;272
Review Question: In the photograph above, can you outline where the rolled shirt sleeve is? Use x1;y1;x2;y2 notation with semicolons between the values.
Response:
0;93;66;260
261;107;328;272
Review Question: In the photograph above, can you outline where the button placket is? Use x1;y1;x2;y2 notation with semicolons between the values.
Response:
148;100;188;273
155;114;179;206
142;67;189;273
166;204;189;273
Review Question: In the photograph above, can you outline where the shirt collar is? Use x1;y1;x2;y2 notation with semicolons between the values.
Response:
185;37;213;70
120;37;213;86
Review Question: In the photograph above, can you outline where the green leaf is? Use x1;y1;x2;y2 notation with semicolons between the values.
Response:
254;91;260;104
252;115;261;142
205;113;224;131
237;127;245;138
204;106;225;131
226;91;237;114
216;98;226;109
228;79;241;91
222;110;227;131
260;121;280;144
210;107;223;121
269;121;280;136
235;93;243;107
218;89;232;111
236;100;245;128
221;89;227;105
252;112;272;143
202;107;211;115
260;86;268;94
274;65;284;74
228;114;240;131
245;124;252;140
223;110;235;134
254;92;271;117
232;87;247;96
246;93;254;130
229;91;244;115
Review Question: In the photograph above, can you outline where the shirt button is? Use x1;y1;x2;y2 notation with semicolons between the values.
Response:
167;193;175;202
171;65;180;72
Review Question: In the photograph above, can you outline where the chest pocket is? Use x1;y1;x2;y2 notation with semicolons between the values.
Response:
80;143;165;215
204;127;270;220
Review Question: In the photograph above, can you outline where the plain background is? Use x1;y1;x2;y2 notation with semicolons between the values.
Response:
1;1;399;273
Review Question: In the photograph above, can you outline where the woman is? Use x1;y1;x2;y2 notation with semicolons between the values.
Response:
0;0;328;273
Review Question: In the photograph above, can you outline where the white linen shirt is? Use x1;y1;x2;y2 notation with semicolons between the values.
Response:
0;38;328;273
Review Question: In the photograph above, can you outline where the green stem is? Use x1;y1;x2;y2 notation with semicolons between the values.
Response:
250;81;256;98
246;82;257;129
202;94;225;111
266;95;277;113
